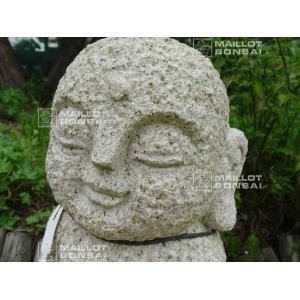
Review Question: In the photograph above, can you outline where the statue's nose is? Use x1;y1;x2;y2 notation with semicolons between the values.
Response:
90;116;135;171
90;136;123;171
87;139;130;201
90;126;123;171
91;150;114;170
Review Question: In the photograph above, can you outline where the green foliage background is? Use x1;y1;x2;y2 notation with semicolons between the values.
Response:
215;38;300;258
175;37;300;260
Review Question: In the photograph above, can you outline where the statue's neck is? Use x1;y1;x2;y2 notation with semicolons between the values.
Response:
49;211;226;262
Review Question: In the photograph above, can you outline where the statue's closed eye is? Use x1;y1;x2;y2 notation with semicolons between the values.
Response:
130;124;194;168
134;153;184;167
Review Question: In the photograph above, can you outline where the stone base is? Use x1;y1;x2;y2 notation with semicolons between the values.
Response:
46;211;226;262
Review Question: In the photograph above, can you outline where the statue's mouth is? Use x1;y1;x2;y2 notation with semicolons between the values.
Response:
84;184;129;207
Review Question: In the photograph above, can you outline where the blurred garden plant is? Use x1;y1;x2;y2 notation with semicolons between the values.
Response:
174;37;300;260
0;81;54;233
212;37;300;258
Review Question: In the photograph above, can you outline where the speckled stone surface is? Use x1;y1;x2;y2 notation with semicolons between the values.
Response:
48;211;226;262
45;37;247;262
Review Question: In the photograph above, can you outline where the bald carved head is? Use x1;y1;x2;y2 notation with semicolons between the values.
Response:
46;37;247;241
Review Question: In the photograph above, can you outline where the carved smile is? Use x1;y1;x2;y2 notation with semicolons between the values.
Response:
84;185;129;207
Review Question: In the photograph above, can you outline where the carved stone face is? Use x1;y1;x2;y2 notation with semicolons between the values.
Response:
46;37;247;241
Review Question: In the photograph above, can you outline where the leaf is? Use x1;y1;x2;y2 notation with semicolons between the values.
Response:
26;214;39;224
234;190;241;202
223;77;233;89
0;210;20;229
273;82;285;94
18;192;31;205
257;100;266;111
36;224;46;229
0;199;9;211
229;95;237;101
9;169;24;182
0;183;10;193
295;162;300;172
0;157;13;173
269;58;284;68
243;235;260;262
275;147;292;156
288;92;300;101
6;151;22;161
39;211;51;219
219;232;226;243
239;92;252;101
278;94;289;107
255;81;264;98
231;237;242;262
21;161;38;180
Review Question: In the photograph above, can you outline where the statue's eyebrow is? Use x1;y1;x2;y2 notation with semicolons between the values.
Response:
152;118;200;147
134;154;185;167
133;122;198;154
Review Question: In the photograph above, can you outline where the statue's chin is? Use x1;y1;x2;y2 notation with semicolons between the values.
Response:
71;209;199;242
55;185;215;241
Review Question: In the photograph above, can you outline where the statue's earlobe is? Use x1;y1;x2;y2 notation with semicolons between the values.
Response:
203;128;248;231
224;128;248;177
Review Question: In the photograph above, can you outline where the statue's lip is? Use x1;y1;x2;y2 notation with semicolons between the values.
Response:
85;182;129;197
84;184;129;207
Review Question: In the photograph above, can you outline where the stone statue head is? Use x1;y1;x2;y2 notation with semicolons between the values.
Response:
46;37;247;241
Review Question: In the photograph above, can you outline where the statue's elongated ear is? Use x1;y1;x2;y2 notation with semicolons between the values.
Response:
224;128;248;179
203;128;248;231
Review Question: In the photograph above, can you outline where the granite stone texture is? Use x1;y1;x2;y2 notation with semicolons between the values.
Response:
45;37;247;262
49;211;226;262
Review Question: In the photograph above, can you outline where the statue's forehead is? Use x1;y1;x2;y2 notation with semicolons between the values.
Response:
54;70;226;125
57;95;211;120
55;37;227;113
52;37;230;150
